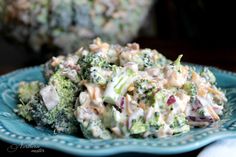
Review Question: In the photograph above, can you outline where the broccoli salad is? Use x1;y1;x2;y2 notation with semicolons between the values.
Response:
16;38;227;139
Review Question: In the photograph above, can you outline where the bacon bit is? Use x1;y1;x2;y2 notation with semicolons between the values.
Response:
139;103;146;110
206;105;220;121
167;95;176;105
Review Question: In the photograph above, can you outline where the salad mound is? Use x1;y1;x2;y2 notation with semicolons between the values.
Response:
16;38;227;139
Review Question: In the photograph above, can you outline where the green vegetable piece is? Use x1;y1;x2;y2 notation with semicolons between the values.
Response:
80;120;112;139
16;102;33;122
170;114;190;134
90;67;109;85
46;70;79;133
174;54;183;66
154;91;166;108
134;79;157;104
102;106;121;128
18;81;42;103
16;81;43;121
200;68;216;84
103;68;138;104
78;53;110;80
148;112;160;127
130;119;147;134
183;82;197;96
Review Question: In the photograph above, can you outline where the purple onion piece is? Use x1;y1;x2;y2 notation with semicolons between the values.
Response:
167;95;176;106
119;97;125;111
187;116;214;123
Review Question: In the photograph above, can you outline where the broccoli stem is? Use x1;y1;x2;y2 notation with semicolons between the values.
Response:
103;68;138;104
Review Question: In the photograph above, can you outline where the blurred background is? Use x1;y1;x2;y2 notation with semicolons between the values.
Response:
1;0;236;75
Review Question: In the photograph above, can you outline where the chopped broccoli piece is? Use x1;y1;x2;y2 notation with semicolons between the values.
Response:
16;70;80;134
28;95;50;126
148;112;160;128
154;52;171;66
124;49;169;70
103;68;138;104
134;79;157;104
16;81;43;121
200;68;216;84
102;106;121;128
80;120;112;139
197;108;205;116
16;85;51;126
46;70;79;133
78;53;111;80
141;49;154;69
90;67;110;85
183;82;197;96
130;118;147;134
16;102;33;122
170;114;190;134
18;81;42;103
153;90;167;109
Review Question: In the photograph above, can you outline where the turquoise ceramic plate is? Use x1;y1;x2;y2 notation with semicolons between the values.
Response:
1;65;236;156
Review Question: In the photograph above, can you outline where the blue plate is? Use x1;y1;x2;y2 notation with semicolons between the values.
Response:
1;65;236;156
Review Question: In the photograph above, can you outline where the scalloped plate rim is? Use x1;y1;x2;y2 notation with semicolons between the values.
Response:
1;65;236;156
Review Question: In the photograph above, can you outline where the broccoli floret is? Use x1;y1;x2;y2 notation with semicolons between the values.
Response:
18;81;42;103
90;67;110;85
183;82;197;96
197;108;205;116
124;49;169;70
16;70;80;134
134;79;157;104
148;112;161;130
44;56;65;80
170;114;190;134
155;52;171;66
153;90;172;111
28;95;50;126
130;118;147;134
142;50;154;69
16;102;33;122
16;81;43;121
52;109;79;133
46;70;79;133
78;53;111;80
200;68;216;84
102;106;122;129
80;120;112;139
